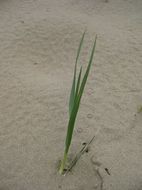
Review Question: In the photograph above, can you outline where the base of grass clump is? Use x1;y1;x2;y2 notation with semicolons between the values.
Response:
59;136;95;175
59;152;67;174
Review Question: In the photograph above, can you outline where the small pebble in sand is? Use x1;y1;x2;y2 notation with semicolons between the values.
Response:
85;147;90;153
105;168;111;175
82;142;87;145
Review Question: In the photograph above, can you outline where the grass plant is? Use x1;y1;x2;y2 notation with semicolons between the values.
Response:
59;32;97;174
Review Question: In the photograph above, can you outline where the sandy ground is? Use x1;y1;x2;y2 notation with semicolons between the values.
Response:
0;0;142;189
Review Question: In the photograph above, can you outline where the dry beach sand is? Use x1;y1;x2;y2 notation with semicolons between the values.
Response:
0;0;142;189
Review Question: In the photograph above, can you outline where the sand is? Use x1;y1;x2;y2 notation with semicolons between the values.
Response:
0;0;142;189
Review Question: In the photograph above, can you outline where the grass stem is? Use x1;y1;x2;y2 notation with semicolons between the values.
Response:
59;151;67;174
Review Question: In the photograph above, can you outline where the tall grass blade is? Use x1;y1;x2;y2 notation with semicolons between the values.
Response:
59;34;97;174
75;31;86;64
65;36;97;153
69;31;86;116
69;69;76;116
75;66;82;96
77;36;97;105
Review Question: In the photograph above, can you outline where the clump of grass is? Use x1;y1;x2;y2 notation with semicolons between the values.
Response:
59;32;97;174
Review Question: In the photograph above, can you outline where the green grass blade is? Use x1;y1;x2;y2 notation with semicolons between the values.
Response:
69;69;76;116
59;34;97;174
65;100;80;153
75;66;82;96
65;68;83;153
69;31;86;116
75;31;86;64
77;35;97;105
65;36;97;154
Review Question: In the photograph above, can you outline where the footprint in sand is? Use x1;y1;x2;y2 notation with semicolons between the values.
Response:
90;155;111;190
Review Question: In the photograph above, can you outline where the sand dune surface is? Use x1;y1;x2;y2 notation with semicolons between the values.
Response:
0;0;142;189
